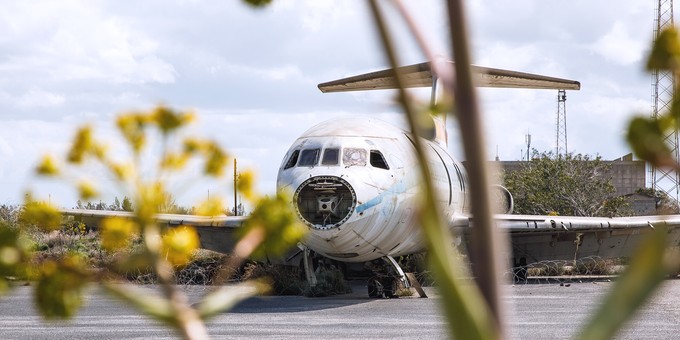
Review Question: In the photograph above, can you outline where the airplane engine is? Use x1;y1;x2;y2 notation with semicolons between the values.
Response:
492;185;514;214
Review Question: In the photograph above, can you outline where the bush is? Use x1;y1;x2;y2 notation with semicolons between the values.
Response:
303;266;351;297
241;263;305;295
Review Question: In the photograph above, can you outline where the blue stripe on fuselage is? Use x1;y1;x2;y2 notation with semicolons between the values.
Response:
355;182;407;214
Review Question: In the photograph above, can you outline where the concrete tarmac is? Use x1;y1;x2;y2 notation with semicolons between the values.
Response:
1;280;679;339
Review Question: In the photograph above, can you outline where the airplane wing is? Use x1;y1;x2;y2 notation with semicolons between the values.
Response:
453;214;680;265
317;61;581;93
62;209;246;254
62;208;246;227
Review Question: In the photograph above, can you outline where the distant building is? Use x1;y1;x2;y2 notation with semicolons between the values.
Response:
606;153;646;196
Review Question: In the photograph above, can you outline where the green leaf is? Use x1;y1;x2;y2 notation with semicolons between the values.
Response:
151;106;194;135
198;280;268;319
161;226;200;267
242;0;272;8
102;282;175;324
35;257;88;319
203;141;228;177
101;217;139;251
419;193;498;340
0;222;31;295
19;200;62;231
116;113;148;154
35;155;60;176
626;116;675;167
646;27;680;71
237;192;307;259
67;125;94;164
578;226;671;339
77;180;99;201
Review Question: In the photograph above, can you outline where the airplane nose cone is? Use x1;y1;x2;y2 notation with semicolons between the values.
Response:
294;176;357;230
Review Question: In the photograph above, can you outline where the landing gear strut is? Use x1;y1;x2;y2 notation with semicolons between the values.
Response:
300;244;317;286
365;255;409;299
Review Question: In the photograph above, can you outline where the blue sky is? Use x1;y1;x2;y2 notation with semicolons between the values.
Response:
0;0;656;208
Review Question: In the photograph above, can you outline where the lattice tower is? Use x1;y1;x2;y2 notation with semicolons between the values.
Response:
651;0;679;201
556;90;568;156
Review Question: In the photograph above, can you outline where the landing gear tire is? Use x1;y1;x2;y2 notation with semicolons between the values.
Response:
381;277;397;298
367;277;398;298
367;278;382;298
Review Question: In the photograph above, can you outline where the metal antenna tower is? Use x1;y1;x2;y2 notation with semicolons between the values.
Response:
525;132;531;161
556;90;568;156
651;0;679;201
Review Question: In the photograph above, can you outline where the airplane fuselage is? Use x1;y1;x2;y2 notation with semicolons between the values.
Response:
276;117;468;262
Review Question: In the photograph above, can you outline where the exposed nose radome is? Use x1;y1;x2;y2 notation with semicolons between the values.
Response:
294;176;357;230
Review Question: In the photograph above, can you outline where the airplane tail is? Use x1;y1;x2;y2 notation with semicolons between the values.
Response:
318;60;580;146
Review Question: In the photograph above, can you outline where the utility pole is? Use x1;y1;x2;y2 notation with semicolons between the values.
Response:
555;90;567;156
651;0;679;201
233;158;238;216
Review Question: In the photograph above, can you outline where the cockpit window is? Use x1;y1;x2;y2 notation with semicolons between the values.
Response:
343;148;366;167
298;149;320;167
370;150;389;170
321;148;339;165
284;150;300;169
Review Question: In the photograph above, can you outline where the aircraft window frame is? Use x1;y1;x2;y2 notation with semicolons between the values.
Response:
321;148;340;166
284;150;300;169
298;149;320;167
343;148;367;167
369;150;390;170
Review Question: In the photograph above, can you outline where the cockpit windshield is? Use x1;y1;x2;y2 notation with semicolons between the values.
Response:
283;150;299;169
298;149;320;167
284;146;390;169
370;150;389;170
321;148;339;165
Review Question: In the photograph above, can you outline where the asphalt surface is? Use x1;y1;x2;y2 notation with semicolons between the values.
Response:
1;280;679;339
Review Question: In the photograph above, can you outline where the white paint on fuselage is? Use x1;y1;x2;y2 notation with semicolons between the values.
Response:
277;117;467;262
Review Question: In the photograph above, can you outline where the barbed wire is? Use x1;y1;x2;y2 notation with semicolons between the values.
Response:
508;256;627;284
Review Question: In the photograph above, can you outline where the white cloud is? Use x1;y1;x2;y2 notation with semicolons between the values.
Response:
0;134;13;157
219;63;304;82
0;0;177;84
476;43;563;74
297;0;358;32
15;88;65;109
591;21;645;65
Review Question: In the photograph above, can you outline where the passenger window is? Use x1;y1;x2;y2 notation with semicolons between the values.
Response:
284;150;300;169
370;150;389;170
321;148;339;165
343;148;367;167
298;149;320;167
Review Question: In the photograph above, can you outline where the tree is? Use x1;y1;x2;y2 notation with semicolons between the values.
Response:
157;193;194;214
503;151;630;217
0;204;19;225
75;196;134;212
122;196;133;212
